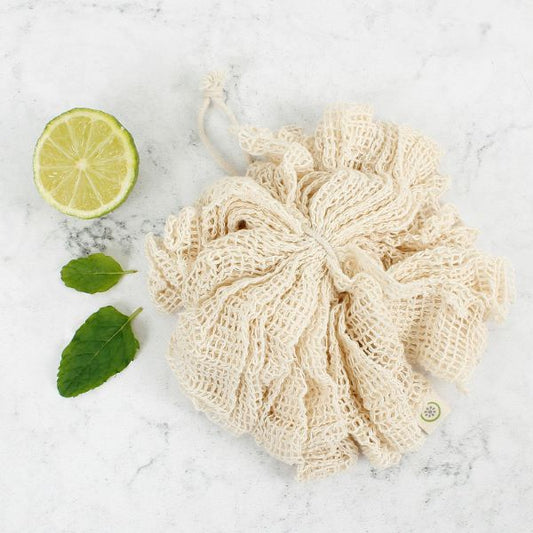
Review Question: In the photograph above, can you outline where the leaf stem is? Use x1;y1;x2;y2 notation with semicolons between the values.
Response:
129;307;143;320
123;270;138;274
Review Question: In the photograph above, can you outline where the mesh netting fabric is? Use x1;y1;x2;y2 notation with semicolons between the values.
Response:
146;99;513;480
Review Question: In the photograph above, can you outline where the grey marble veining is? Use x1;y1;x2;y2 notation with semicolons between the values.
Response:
1;1;532;532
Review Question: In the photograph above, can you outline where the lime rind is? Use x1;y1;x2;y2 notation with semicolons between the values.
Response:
33;108;139;219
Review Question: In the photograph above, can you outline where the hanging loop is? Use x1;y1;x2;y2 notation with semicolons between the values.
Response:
197;71;251;176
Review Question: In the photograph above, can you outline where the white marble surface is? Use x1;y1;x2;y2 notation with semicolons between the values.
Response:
1;1;532;531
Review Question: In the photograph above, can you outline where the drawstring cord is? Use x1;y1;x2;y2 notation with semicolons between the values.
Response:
198;71;251;176
302;224;426;298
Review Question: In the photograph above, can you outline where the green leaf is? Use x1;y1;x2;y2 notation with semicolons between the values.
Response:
57;306;142;397
60;253;137;294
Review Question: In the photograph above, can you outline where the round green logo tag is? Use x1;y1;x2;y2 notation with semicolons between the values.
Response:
421;401;441;423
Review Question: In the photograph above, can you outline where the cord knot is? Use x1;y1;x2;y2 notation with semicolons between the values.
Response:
302;226;356;292
201;71;226;100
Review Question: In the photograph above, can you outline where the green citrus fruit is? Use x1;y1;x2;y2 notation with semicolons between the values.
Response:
33;108;139;219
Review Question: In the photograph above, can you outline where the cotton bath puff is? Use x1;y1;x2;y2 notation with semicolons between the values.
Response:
146;75;513;479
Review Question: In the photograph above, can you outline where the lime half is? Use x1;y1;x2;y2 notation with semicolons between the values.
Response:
33;108;139;219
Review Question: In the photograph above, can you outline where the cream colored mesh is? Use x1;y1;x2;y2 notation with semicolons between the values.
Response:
146;104;513;480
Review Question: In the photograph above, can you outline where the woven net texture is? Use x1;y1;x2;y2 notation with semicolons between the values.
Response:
146;104;513;480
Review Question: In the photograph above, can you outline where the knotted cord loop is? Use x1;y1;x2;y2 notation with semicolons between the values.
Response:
197;71;251;176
